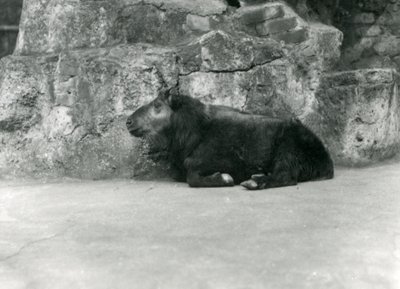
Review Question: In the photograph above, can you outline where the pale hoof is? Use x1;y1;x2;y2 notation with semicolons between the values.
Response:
221;173;234;186
240;179;259;190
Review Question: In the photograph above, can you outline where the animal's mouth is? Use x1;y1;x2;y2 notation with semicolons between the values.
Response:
129;127;147;137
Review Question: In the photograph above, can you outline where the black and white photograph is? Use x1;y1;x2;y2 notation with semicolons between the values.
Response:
0;0;399;288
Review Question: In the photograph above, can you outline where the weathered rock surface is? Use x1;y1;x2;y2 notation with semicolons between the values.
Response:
1;0;400;179
15;0;228;55
0;45;180;178
313;69;400;165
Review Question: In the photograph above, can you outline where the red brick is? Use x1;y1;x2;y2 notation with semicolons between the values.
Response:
255;17;298;36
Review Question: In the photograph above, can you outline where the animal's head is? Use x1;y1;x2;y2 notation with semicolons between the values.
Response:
126;88;181;138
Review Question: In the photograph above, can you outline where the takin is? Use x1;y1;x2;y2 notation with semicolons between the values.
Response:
126;89;334;190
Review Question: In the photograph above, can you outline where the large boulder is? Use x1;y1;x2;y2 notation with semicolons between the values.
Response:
0;44;179;178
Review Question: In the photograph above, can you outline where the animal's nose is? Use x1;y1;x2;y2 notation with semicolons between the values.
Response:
126;118;134;128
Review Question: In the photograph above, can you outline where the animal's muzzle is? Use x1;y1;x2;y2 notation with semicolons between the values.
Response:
126;117;145;137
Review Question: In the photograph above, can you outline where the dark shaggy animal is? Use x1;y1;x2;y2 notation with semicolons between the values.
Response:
126;90;334;190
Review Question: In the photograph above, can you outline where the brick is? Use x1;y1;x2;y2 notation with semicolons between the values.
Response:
365;25;382;37
323;69;394;87
270;28;308;44
239;5;284;25
373;35;400;57
186;14;211;32
353;13;375;24
256;17;298;36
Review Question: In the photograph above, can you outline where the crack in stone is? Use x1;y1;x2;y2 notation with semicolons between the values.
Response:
179;57;282;77
178;58;284;111
129;1;167;12
64;124;82;137
0;224;76;263
354;116;377;125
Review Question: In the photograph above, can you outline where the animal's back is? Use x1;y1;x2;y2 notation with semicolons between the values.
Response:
199;106;333;183
196;108;290;182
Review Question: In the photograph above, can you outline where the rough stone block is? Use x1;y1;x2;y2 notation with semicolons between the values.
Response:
179;58;311;119
270;28;309;44
16;0;122;55
365;25;382;37
322;69;394;87
186;14;211;32
374;35;400;57
358;0;387;12
0;57;43;132
255;17;298;36
178;30;283;73
14;0;228;55
239;4;284;24
118;4;188;46
315;69;400;165
353;13;375;24
179;71;248;109
142;0;227;16
0;44;180;178
356;25;382;37
293;24;343;71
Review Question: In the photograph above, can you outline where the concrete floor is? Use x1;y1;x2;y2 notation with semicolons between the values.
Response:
0;164;399;289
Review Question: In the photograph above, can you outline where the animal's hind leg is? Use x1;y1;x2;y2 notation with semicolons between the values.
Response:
187;171;234;187
241;172;298;190
241;162;299;190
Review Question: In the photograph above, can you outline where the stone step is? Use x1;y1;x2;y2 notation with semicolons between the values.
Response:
255;17;299;36
238;4;284;25
270;28;309;44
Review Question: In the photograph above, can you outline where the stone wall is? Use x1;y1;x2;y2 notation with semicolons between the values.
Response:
334;0;400;71
0;0;399;179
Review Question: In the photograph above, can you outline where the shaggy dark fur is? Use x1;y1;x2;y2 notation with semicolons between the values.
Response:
126;90;334;190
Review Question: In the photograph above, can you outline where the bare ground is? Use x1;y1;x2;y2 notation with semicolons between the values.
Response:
0;163;400;289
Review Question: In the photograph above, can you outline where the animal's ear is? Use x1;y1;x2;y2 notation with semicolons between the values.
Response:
158;88;170;101
158;87;182;109
165;88;182;110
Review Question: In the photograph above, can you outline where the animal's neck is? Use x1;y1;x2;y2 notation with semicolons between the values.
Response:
169;107;208;161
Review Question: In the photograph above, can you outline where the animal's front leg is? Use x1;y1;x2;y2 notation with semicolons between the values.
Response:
187;171;234;187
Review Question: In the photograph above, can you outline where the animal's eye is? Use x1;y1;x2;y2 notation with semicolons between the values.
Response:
153;101;162;111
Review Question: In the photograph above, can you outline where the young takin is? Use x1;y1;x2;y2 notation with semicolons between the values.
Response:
126;89;334;190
